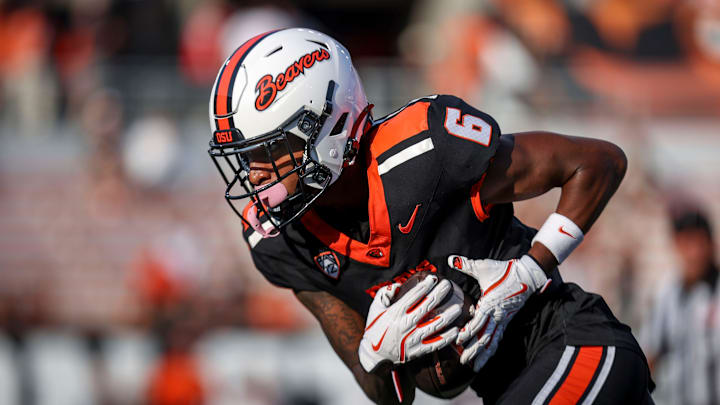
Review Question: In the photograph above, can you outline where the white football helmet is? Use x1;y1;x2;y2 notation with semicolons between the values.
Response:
208;28;371;235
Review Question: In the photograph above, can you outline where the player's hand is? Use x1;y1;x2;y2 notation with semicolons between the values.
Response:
358;275;461;373
447;255;548;372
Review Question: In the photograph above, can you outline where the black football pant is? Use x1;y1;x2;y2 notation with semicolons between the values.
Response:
495;342;654;405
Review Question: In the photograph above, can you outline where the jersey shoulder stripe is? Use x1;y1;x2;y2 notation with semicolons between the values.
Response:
372;94;438;125
369;98;435;158
377;137;434;176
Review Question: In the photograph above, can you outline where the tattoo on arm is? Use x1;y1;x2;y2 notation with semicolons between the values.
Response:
295;290;415;404
295;290;364;367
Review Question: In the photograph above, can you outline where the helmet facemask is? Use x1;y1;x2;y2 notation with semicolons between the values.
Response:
208;81;337;236
208;29;372;237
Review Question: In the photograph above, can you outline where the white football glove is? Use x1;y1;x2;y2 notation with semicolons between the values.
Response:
447;254;549;372
358;275;462;373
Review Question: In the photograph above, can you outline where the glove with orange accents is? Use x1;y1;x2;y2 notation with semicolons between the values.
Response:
358;275;461;373
447;255;549;372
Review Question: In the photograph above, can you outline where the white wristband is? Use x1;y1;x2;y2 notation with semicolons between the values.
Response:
531;213;584;264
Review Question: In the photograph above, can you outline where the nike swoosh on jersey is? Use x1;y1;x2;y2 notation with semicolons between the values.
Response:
398;204;421;234
558;226;577;239
372;328;389;351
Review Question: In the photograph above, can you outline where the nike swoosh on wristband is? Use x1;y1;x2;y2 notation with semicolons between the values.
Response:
398;204;421;234
372;328;389;351
504;283;528;300
558;226;577;239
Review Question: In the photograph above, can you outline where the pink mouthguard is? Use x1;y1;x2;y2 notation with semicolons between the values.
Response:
245;182;289;238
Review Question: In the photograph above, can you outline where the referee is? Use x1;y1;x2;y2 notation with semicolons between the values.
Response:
642;206;719;405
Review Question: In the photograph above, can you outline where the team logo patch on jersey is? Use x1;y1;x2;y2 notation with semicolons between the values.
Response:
255;48;331;111
314;251;340;279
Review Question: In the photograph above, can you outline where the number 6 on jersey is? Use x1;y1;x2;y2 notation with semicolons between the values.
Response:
444;107;492;146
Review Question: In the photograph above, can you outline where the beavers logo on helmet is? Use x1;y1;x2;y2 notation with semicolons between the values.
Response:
314;250;340;279
255;48;331;111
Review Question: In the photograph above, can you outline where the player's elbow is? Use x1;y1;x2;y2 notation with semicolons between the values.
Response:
601;141;627;185
585;139;627;187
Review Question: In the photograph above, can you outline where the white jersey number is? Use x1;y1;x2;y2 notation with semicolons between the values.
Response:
443;107;492;146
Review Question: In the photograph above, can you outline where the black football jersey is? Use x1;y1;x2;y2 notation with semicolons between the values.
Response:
241;95;644;399
244;95;530;315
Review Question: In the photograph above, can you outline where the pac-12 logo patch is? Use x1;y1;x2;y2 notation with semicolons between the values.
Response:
314;251;340;279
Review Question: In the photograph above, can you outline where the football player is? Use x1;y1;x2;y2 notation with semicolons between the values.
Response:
207;28;654;404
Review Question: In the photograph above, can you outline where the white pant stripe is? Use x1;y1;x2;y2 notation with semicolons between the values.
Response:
532;345;576;405
581;346;616;405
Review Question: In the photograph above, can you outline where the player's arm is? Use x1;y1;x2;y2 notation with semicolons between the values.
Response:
294;289;416;405
447;131;627;371
481;132;627;272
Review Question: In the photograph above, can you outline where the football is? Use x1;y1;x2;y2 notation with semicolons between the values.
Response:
391;271;476;399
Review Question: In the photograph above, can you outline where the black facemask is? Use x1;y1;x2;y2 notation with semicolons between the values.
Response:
208;81;337;234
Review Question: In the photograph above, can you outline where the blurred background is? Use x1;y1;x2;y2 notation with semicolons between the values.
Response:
1;0;719;404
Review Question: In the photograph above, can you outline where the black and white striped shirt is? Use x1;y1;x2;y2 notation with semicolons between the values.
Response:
642;269;720;405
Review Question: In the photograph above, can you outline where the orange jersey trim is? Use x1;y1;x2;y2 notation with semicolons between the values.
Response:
549;346;603;405
241;201;253;231
300;154;392;267
299;104;432;267
298;102;433;267
470;172;493;222
241;200;268;231
369;102;430;157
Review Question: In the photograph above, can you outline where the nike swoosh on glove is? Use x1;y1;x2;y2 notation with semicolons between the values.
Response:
447;255;549;372
358;275;462;373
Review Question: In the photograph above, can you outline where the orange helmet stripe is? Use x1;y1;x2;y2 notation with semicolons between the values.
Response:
213;30;279;131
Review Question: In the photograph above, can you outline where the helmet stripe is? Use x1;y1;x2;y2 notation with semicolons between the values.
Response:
214;30;279;131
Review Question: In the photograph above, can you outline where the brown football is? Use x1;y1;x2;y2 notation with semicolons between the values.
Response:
391;271;476;399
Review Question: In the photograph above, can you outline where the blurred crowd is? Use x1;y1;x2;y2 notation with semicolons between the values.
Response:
1;0;719;404
402;0;720;116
